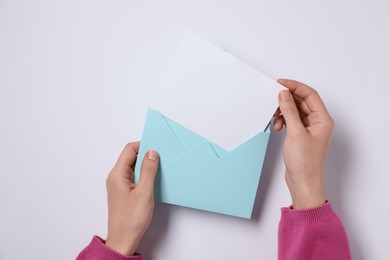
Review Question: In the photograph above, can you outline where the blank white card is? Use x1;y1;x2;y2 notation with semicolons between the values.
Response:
151;32;283;150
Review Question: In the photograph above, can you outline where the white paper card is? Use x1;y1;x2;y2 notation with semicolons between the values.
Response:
151;32;282;150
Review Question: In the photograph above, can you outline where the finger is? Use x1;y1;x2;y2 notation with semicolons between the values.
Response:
278;90;305;133
273;115;285;132
277;79;330;117
115;142;140;169
277;108;309;129
138;150;159;192
273;107;281;117
292;94;311;116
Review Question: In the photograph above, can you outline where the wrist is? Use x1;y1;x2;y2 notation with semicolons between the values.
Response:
105;233;141;256
286;174;326;210
290;188;326;210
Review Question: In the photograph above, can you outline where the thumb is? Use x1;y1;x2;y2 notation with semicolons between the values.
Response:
278;90;305;133
138;150;159;191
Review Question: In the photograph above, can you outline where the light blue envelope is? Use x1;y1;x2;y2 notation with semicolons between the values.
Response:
134;108;271;219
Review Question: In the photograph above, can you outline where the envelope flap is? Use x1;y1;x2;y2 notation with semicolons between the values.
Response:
139;109;186;165
164;116;205;150
164;113;227;158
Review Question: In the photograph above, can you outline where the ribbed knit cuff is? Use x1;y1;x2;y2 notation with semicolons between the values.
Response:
84;236;143;260
281;201;336;224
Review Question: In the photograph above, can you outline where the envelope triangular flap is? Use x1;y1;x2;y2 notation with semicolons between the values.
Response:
133;109;185;179
164;114;227;158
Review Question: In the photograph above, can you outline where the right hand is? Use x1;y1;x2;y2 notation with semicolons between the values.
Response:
274;79;334;210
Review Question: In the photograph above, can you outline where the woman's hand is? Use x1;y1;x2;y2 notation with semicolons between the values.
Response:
105;142;159;256
274;79;334;210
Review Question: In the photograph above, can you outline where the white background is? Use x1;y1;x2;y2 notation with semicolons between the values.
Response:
0;1;389;259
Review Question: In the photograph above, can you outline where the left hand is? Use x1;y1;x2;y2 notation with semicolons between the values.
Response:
105;142;159;256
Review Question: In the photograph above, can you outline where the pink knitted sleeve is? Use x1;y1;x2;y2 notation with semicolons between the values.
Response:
278;201;352;260
76;236;143;260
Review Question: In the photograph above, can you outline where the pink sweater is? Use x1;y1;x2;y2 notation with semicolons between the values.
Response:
77;201;351;260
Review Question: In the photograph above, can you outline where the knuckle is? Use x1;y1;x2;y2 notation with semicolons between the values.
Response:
106;171;118;189
124;142;134;151
105;176;112;189
123;142;138;157
329;117;335;127
309;89;321;101
324;117;335;130
311;89;319;96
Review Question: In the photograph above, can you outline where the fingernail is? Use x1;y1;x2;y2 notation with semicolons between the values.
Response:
280;90;291;101
148;150;158;161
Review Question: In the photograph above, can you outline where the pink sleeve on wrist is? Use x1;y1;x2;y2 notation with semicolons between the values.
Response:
278;201;352;260
76;236;143;260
